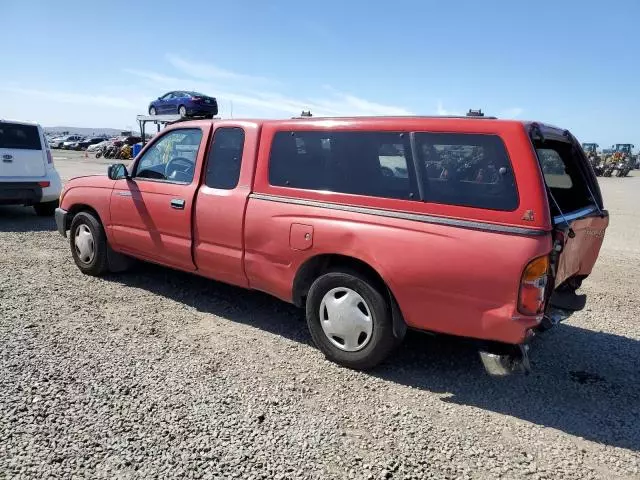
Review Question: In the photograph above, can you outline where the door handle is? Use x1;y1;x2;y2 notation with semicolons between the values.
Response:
170;198;185;210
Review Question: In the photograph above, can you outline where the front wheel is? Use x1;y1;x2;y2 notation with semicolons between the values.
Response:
178;105;187;118
149;106;157;116
306;271;397;370
69;211;109;276
33;200;58;217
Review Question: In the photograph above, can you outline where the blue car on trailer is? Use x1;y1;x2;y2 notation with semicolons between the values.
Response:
148;91;218;118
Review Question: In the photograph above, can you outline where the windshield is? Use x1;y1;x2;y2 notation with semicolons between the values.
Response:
614;144;631;153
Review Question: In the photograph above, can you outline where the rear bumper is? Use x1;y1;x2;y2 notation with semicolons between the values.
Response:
55;207;68;237
0;171;61;205
0;182;43;206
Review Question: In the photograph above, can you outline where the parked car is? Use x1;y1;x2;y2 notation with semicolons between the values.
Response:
74;137;107;150
55;117;608;373
87;140;110;152
122;136;142;146
148;91;218;118
0;120;62;215
50;135;83;149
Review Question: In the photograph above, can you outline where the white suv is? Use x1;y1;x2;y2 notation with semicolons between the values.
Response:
0;120;62;216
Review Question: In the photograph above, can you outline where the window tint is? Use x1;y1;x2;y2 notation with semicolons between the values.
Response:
205;127;244;189
537;148;573;189
269;131;418;200
415;133;518;211
134;128;202;183
0;123;42;150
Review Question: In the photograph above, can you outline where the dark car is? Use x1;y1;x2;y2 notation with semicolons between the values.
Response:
122;136;142;146
148;91;218;118
75;137;107;150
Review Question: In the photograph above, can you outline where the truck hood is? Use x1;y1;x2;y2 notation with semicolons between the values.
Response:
61;175;116;197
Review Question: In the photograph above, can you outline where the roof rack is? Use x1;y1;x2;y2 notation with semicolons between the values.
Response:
466;109;486;117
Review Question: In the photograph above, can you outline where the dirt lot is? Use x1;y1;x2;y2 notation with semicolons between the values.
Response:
1;155;639;479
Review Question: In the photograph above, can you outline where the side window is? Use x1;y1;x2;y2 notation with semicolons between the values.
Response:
414;133;518;211
268;131;418;200
204;127;245;189
162;92;174;100
133;128;202;183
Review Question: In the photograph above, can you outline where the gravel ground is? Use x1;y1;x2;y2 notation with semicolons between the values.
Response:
1;159;639;479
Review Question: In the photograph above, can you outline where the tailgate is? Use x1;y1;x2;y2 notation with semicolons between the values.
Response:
0;148;46;177
555;211;609;286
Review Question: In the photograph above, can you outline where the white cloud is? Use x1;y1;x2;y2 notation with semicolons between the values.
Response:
499;107;524;118
124;64;413;118
0;86;141;110
436;101;462;116
166;54;273;84
0;56;414;127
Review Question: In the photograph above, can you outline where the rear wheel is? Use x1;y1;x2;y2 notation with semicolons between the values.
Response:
33;200;58;217
149;106;157;116
306;270;396;370
69;211;109;276
179;105;187;118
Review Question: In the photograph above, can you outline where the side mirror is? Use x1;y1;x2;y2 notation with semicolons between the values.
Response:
108;163;129;180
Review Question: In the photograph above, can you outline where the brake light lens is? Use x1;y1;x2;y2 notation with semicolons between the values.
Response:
38;181;50;187
518;256;550;315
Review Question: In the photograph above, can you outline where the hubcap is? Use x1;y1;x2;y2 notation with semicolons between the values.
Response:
179;106;186;117
74;224;95;264
319;287;373;352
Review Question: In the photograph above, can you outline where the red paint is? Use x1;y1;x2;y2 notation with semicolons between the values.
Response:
59;117;608;346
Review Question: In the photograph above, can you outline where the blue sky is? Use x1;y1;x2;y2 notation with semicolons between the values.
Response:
1;0;639;146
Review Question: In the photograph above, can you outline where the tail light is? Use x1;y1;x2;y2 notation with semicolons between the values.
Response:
518;256;550;315
38;181;50;187
46;149;54;165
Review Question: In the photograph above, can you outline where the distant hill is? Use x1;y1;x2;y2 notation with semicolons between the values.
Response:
45;126;140;137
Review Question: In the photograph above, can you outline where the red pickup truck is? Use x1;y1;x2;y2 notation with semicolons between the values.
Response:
55;117;608;373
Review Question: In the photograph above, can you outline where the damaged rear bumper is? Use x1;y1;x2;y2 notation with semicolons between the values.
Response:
479;289;586;376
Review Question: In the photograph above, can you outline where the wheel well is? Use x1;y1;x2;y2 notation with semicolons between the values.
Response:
292;254;407;339
66;204;103;230
293;254;390;307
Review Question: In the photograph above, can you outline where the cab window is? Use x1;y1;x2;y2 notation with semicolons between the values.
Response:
204;127;245;189
133;128;202;183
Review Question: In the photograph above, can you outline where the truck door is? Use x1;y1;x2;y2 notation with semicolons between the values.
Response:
193;123;257;287
109;127;208;271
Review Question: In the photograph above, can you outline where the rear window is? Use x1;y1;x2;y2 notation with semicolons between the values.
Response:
535;140;593;215
0;123;42;150
414;133;519;211
269;131;418;200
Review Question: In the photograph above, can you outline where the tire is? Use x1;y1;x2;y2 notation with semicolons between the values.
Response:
306;270;396;370
33;200;58;217
95;151;102;158
69;211;109;276
149;106;156;116
179;105;187;118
